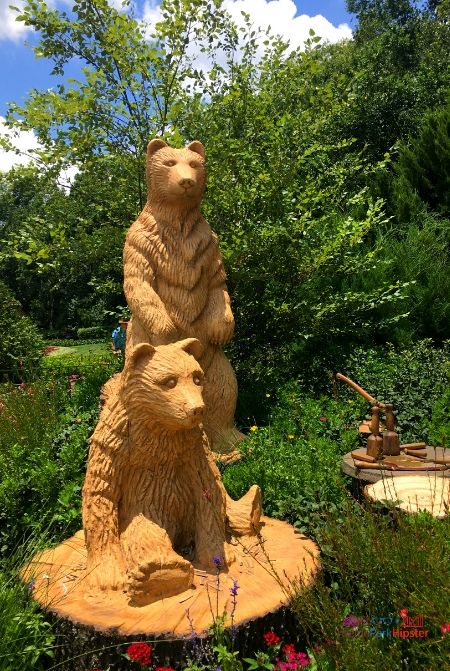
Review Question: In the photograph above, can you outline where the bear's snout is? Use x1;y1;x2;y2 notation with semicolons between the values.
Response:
178;177;195;189
186;402;205;419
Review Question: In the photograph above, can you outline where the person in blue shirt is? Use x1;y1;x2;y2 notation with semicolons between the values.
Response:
111;321;127;355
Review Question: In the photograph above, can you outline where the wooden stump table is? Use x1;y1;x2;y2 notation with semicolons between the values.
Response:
342;445;450;485
24;517;319;670
364;475;450;518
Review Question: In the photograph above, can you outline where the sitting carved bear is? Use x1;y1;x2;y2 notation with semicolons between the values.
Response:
82;339;261;605
123;139;243;457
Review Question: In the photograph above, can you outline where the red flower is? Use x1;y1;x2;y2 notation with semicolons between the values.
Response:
400;609;408;618
319;417;328;422
127;642;152;667
264;631;281;646
441;623;450;634
282;643;296;656
155;667;176;671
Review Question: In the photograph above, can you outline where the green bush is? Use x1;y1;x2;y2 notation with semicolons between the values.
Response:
340;339;450;443
224;386;361;537
0;282;43;380
41;349;120;378
428;385;450;449
292;503;450;671
0;534;55;671
76;326;108;340
0;363;116;555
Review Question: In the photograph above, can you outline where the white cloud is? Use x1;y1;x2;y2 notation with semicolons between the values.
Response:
0;117;79;189
223;0;352;51
59;163;79;191
0;0;29;41
141;0;351;55
141;0;162;40
0;116;41;171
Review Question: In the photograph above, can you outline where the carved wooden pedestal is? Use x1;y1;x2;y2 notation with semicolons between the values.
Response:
24;517;319;670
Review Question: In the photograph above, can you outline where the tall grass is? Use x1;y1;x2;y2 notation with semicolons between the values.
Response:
292;499;450;671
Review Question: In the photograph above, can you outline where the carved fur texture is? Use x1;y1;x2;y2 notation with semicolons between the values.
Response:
82;340;261;605
123;140;243;455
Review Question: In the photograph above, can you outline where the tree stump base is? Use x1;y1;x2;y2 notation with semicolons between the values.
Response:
364;475;450;518
23;517;319;670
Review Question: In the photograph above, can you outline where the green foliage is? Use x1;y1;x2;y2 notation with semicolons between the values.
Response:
341;1;450;159
347;213;450;343
0;357;117;555
0;165;128;333
0;281;43;380
224;387;359;537
41;346;120;377
391;102;450;219
76;325;108;340
340;339;450;442
428;385;450;448
292;503;450;671
0;547;55;671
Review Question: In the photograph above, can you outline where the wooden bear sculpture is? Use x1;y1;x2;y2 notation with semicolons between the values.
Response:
123;139;243;458
82;339;261;605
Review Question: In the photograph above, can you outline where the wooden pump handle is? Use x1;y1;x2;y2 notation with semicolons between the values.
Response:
335;373;386;409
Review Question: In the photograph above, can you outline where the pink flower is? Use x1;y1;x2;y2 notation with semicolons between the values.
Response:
264;631;281;646
319;417;328;422
342;614;360;627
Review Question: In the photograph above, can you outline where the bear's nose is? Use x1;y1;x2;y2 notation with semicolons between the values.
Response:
179;177;195;189
188;404;205;418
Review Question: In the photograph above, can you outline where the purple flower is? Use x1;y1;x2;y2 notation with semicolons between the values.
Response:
27;578;36;592
213;555;222;568
230;579;239;597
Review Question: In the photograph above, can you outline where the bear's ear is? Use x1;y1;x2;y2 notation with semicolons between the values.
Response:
147;138;168;158
128;343;156;368
186;141;205;160
177;338;204;361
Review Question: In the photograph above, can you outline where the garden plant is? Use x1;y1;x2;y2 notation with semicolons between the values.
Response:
0;0;449;669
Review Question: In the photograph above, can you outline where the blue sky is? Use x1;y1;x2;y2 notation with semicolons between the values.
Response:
0;0;355;170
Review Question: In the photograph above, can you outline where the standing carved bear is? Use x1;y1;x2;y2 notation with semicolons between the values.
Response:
82;339;261;605
123;139;243;458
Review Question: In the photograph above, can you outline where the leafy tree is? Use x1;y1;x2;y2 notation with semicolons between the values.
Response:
0;165;128;332
181;41;411;391
4;0;234;207
392;102;450;218
340;0;450;158
0;281;43;379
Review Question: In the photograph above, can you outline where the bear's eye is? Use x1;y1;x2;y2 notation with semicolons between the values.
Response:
189;161;200;169
160;377;177;389
164;160;176;167
193;373;203;386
